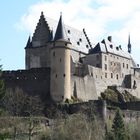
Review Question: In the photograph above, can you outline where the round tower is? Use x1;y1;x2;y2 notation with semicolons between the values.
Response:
50;15;72;102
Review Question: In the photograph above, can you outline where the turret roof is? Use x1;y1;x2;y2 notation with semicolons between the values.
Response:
25;36;32;48
54;14;70;43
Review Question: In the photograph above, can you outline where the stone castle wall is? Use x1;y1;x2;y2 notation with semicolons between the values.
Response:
1;68;51;102
72;75;98;101
25;45;52;69
67;100;140;123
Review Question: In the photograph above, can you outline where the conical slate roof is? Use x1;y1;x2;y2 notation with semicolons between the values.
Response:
54;14;70;43
128;34;131;53
25;36;32;48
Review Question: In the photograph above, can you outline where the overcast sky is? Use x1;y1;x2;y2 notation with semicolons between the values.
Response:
1;0;140;70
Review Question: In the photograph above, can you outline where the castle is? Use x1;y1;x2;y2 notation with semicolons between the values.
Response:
2;12;140;103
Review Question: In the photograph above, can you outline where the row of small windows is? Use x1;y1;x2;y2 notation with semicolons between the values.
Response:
109;61;129;69
109;45;120;51
109;55;119;59
8;76;38;80
104;55;120;61
92;73;123;79
123;63;129;69
95;72;127;79
103;55;130;64
67;29;82;41
105;73;119;79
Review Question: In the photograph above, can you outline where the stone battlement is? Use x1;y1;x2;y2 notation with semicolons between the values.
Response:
1;68;51;102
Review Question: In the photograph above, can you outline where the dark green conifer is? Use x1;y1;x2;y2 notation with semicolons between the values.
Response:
112;109;129;140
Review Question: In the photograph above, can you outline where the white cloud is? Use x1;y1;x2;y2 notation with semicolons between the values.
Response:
15;0;140;62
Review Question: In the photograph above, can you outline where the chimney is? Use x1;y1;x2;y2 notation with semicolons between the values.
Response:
119;45;122;50
108;36;112;42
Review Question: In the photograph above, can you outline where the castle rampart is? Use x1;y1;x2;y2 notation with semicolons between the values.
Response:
1;68;51;101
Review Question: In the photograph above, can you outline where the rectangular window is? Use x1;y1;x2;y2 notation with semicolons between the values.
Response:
116;74;119;79
126;64;128;69
105;64;107;70
105;73;107;78
105;55;107;61
111;73;113;78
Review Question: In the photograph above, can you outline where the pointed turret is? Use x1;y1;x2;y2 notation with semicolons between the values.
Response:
54;14;69;43
51;14;72;102
25;36;32;48
128;34;131;53
49;30;53;41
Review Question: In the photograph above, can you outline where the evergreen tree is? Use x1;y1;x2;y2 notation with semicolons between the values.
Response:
112;109;129;140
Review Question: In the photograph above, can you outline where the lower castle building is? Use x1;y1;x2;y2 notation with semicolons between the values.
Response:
2;12;140;102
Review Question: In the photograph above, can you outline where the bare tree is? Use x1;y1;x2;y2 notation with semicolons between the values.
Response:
2;87;27;116
25;96;43;140
2;87;44;140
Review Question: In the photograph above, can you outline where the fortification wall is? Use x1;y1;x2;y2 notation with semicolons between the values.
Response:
67;100;140;124
68;100;106;120
25;45;51;69
1;68;51;102
72;75;98;101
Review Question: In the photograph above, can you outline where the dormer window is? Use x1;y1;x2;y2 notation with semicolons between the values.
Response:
79;38;82;42
77;41;80;45
116;47;118;50
68;30;71;34
86;45;89;48
110;45;113;48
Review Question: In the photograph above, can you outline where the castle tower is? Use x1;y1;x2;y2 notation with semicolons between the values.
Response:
50;14;72;102
25;12;53;69
128;34;131;53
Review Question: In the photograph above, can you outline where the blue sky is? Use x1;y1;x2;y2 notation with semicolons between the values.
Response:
1;0;140;70
0;0;39;70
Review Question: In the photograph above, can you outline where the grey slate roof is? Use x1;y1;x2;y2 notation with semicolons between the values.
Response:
45;16;90;54
89;37;131;59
